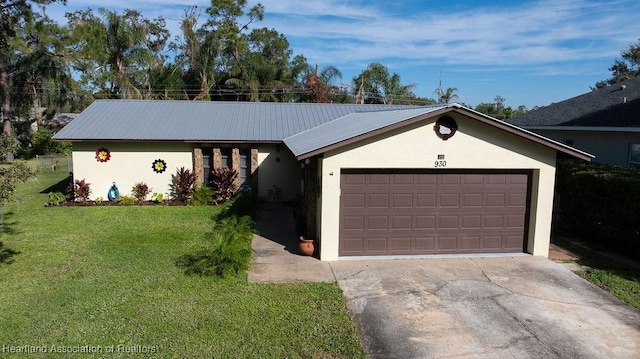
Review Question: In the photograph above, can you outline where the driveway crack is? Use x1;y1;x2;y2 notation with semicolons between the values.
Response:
469;258;619;311
470;258;563;357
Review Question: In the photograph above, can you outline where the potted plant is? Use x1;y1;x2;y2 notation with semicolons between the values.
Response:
298;236;316;256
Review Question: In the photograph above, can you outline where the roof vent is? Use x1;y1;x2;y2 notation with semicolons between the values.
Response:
621;84;627;90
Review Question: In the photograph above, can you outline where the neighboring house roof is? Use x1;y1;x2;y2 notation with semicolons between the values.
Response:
53;100;592;161
53;100;421;142
50;113;79;132
285;104;593;161
510;76;640;128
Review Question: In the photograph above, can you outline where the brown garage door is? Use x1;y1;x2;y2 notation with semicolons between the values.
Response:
339;171;530;256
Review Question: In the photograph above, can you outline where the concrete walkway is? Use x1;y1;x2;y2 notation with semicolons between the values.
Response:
248;203;334;283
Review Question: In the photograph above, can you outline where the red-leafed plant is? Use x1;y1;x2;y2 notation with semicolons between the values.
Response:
69;179;91;202
210;167;239;204
131;182;151;203
169;167;196;202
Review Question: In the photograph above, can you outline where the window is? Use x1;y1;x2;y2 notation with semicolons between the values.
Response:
203;154;211;185
239;149;250;187
220;148;231;168
629;144;640;169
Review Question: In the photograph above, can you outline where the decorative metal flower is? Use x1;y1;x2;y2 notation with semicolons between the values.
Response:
95;148;111;162
152;159;167;173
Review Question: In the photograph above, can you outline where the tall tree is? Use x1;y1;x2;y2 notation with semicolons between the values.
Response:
171;5;217;100
1;0;66;161
11;12;72;131
434;86;459;104
595;39;640;88
474;95;525;120
205;0;263;97
65;8;169;99
352;63;426;105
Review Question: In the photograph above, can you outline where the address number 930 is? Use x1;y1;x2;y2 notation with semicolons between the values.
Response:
434;160;447;168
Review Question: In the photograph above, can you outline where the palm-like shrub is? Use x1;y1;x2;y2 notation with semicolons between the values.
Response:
175;215;255;277
169;167;196;202
210;167;238;204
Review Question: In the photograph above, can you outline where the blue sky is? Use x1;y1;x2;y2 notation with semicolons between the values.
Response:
43;0;640;108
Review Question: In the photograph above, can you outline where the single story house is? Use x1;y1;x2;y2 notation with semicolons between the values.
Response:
509;76;640;168
54;100;591;261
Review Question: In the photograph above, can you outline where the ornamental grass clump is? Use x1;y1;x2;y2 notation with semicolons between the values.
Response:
175;215;255;278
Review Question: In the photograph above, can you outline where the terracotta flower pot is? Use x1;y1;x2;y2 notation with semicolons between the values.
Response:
299;236;315;256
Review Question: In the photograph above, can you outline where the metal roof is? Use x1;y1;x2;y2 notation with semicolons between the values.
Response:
53;100;593;162
284;106;447;158
53;100;422;142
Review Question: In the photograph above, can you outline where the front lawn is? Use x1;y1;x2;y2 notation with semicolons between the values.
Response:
0;170;364;358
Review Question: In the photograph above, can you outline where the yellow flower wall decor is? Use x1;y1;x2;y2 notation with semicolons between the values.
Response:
95;148;111;162
152;159;167;173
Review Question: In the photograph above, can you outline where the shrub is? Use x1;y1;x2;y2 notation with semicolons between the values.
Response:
169;167;196;202
151;192;164;203
28;127;72;156
46;192;66;207
68;179;91;202
131;182;151;203
210;167;238;204
175;215;255;277
556;160;640;260
219;192;259;220
116;195;135;206
190;185;214;206
0;161;35;203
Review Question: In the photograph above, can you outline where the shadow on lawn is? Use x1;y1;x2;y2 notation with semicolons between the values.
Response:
552;234;640;290
0;241;20;264
0;211;21;264
40;174;72;194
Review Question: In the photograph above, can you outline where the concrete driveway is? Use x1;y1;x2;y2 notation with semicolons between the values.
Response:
330;256;640;359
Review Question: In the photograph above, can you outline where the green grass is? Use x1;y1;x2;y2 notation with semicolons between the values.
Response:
553;235;640;309
0;170;364;358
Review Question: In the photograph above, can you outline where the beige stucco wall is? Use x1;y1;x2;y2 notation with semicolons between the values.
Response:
318;114;557;261
73;141;302;202
257;144;301;201
531;129;640;167
72;142;193;200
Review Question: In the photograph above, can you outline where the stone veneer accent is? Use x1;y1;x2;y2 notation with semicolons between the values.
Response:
193;147;203;186
232;148;240;188
213;148;222;169
206;146;260;193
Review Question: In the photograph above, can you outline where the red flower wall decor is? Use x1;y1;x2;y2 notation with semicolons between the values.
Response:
95;148;111;162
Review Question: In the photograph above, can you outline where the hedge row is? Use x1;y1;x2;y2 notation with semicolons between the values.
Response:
555;160;640;261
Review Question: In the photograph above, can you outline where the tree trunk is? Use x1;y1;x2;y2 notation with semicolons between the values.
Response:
0;58;15;162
